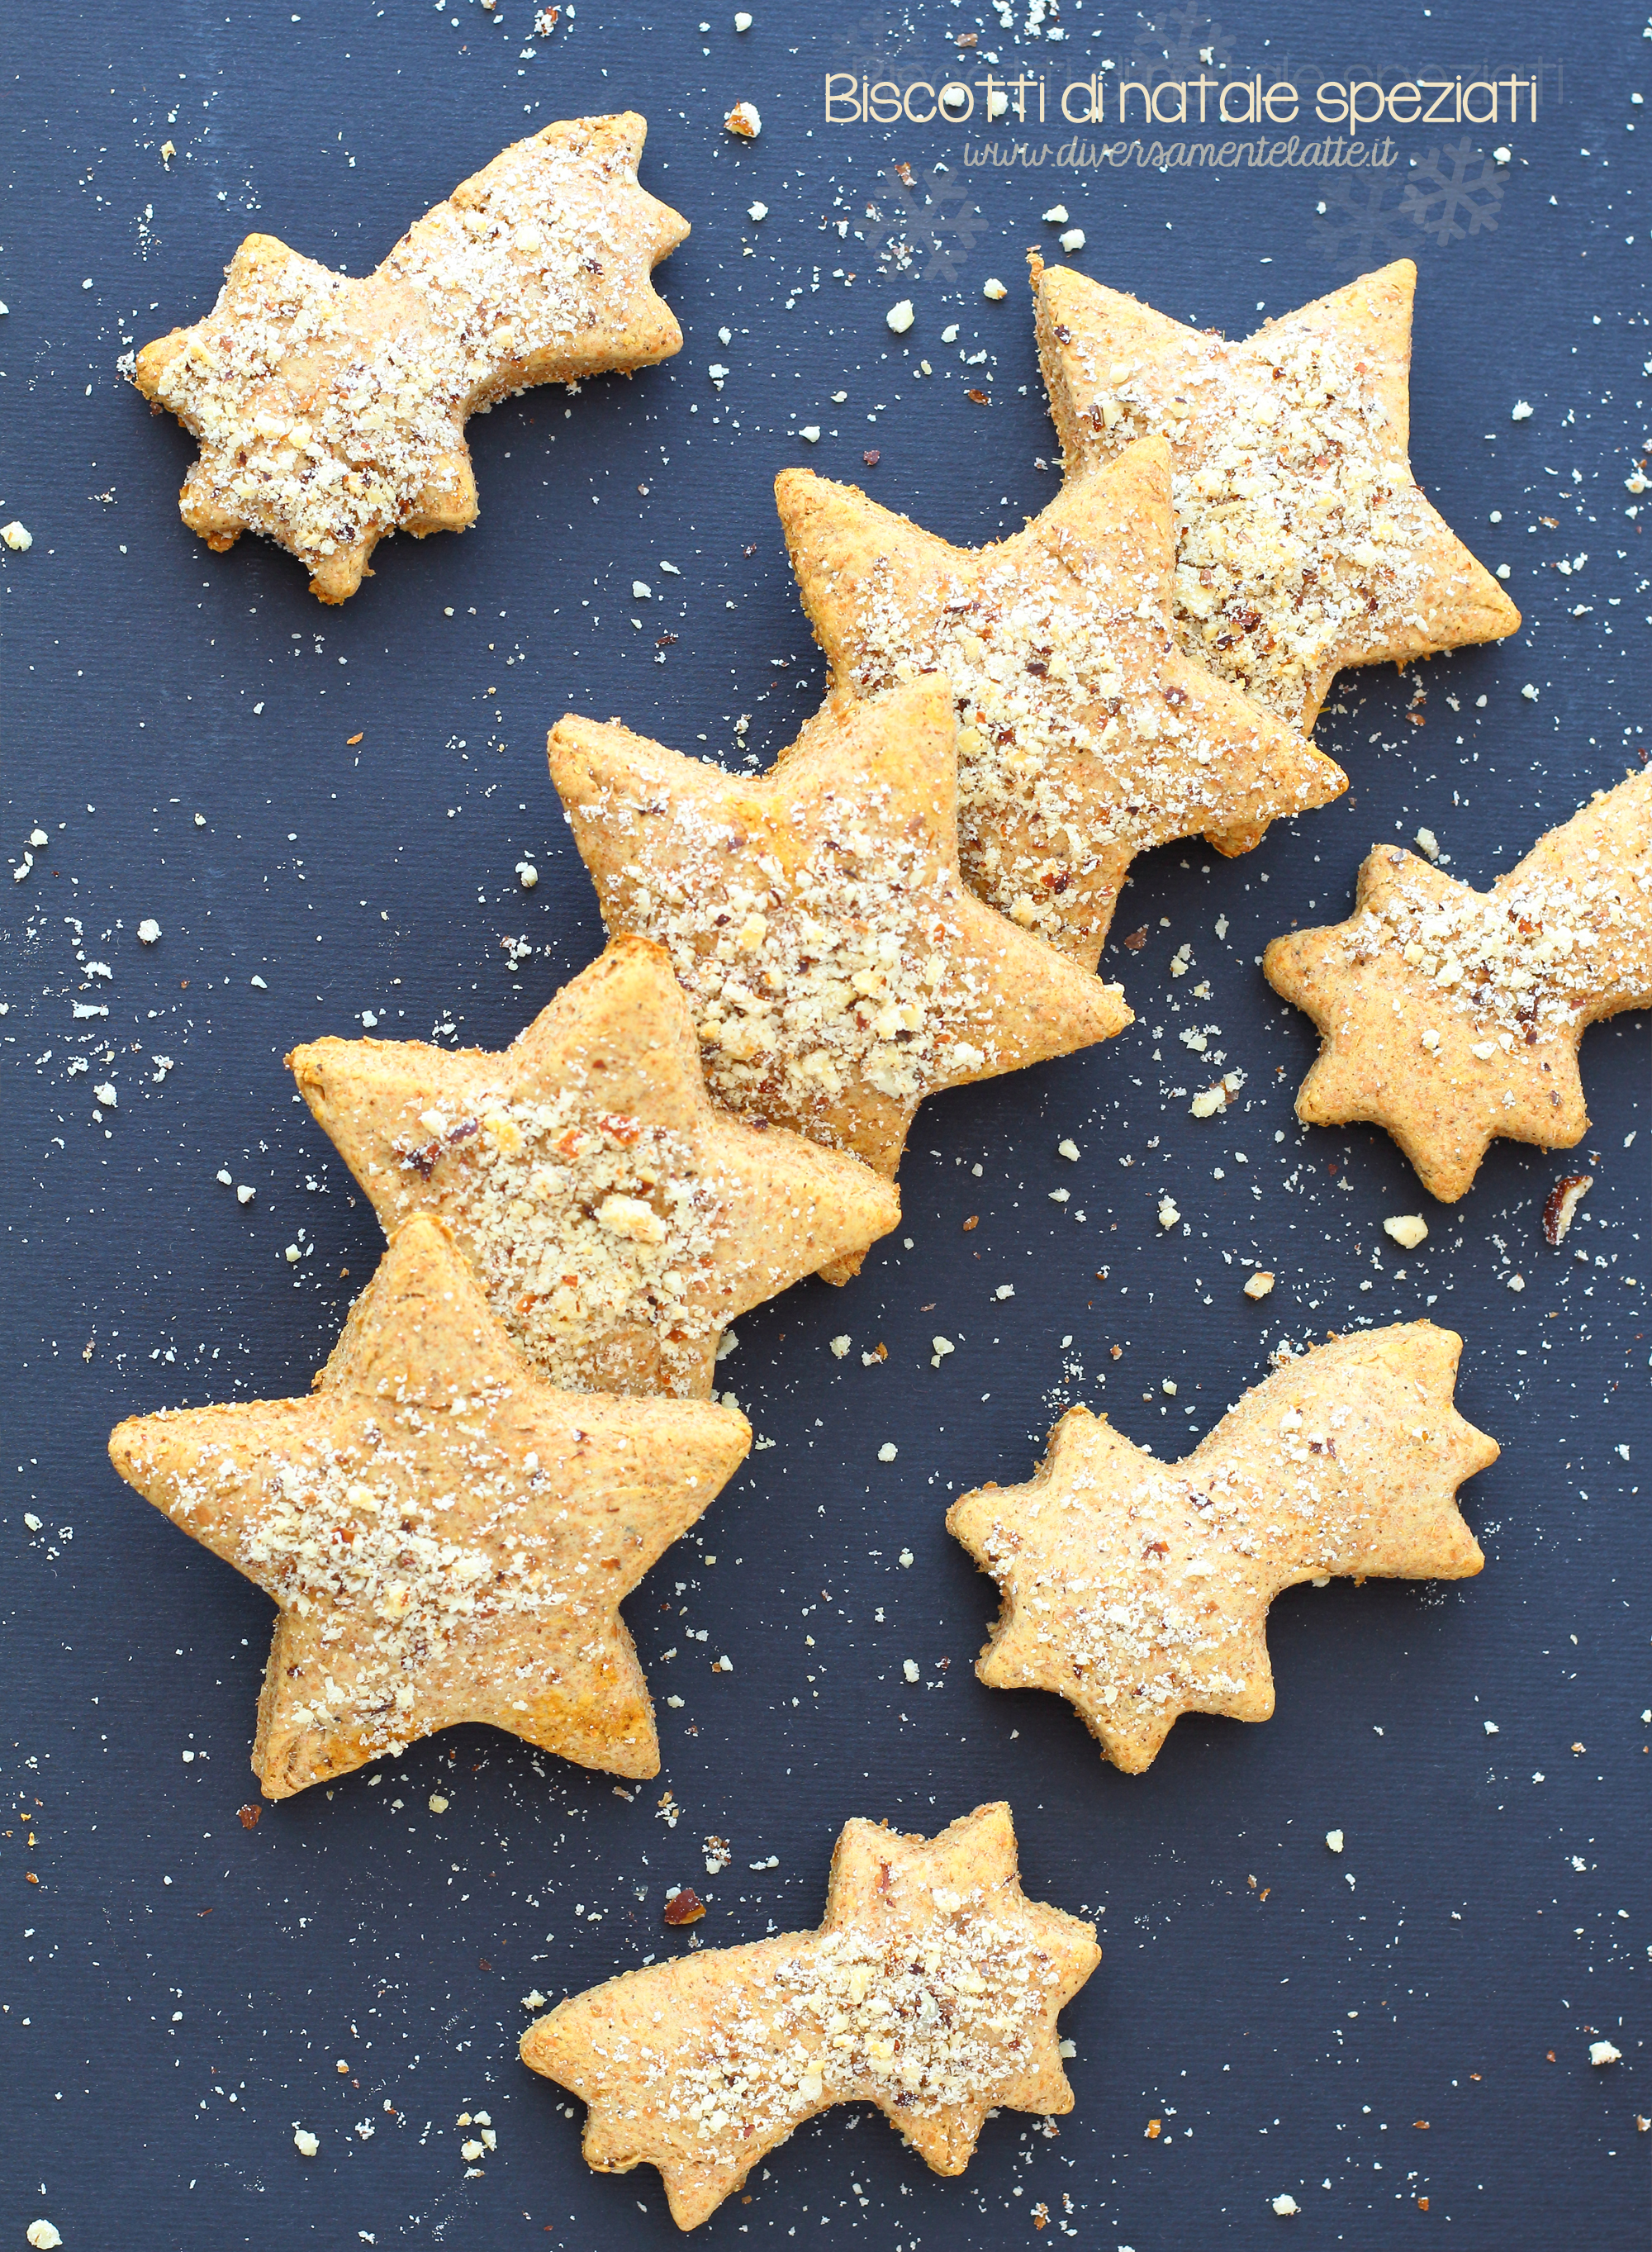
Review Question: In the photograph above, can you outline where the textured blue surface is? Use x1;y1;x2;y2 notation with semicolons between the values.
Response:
1;2;1646;2245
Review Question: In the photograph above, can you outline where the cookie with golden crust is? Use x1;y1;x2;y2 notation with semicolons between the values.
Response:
521;1801;1099;2230
948;1324;1496;1774
134;113;688;601
548;682;1132;1220
107;1215;749;1798
1032;255;1520;737
287;938;900;1400
1264;770;1652;1200
776;444;1344;967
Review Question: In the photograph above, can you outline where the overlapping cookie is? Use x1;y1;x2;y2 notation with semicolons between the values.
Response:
521;1801;1099;2229
288;938;899;1399
776;443;1344;967
1265;769;1652;1199
1032;255;1520;736
134;113;688;601
948;1324;1496;1773
548;681;1132;1222
107;1215;748;1796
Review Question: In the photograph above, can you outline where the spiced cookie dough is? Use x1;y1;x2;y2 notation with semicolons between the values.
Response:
134;113;687;601
107;1215;748;1796
521;1802;1099;2229
1265;769;1652;1200
1032;256;1520;735
288;938;900;1399
776;441;1344;968
948;1324;1496;1774
548;682;1132;1214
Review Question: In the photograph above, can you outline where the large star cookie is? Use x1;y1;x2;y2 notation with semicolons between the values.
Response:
521;1801;1099;2229
776;444;1343;967
548;681;1132;1200
107;1215;749;1797
1032;255;1520;734
134;113;688;601
1265;768;1652;1200
287;938;900;1399
948;1324;1495;1774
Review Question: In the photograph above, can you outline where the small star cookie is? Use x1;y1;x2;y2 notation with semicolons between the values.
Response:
1032;256;1521;734
948;1324;1496;1774
134;113;688;601
1265;769;1652;1200
520;1801;1099;2229
107;1215;749;1797
287;938;900;1399
775;443;1345;968
548;681;1132;1202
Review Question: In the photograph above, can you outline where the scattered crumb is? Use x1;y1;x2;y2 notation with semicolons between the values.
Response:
1383;1214;1428;1251
1243;1271;1275;1301
724;100;761;137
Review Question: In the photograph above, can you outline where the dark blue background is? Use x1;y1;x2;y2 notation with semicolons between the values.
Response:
2;2;1646;2245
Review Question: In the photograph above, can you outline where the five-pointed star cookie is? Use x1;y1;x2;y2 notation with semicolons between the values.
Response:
548;681;1132;1205
288;938;900;1399
520;1800;1099;2230
107;1215;749;1798
1265;769;1652;1200
134;113;688;601
1032;255;1521;736
948;1324;1495;1774
776;444;1344;967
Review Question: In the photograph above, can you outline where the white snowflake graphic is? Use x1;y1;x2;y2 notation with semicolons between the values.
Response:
1311;173;1417;273
871;164;987;287
1399;139;1505;247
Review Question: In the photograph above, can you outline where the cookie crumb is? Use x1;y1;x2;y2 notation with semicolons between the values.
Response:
1243;1271;1275;1300
1383;1214;1428;1252
724;101;761;137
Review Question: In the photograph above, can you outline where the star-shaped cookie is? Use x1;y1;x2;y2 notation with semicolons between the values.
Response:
1032;255;1521;734
521;1801;1099;2229
134;113;688;601
776;444;1344;967
288;938;900;1399
948;1324;1495;1774
1265;769;1652;1200
107;1215;750;1798
548;682;1132;1209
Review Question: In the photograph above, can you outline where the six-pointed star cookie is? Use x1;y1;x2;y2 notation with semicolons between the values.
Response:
135;113;688;601
1265;769;1652;1200
948;1324;1496;1774
1032;255;1521;736
107;1215;749;1798
548;681;1132;1201
776;444;1344;967
288;938;899;1399
520;1800;1099;2230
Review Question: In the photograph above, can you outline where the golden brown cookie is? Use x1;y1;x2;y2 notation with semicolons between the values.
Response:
776;444;1344;967
948;1324;1496;1774
1032;255;1520;736
107;1214;748;1798
1264;770;1652;1200
548;682;1132;1211
288;938;899;1399
520;1801;1099;2229
134;114;688;601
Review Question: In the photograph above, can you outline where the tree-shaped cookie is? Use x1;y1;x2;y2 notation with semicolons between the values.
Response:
288;938;899;1399
107;1216;748;1797
520;1801;1099;2229
1032;255;1520;734
948;1325;1496;1774
776;442;1344;967
548;681;1132;1216
1265;770;1652;1200
134;113;688;601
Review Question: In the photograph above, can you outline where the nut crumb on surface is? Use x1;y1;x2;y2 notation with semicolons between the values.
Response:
1383;1214;1429;1252
1242;1271;1275;1300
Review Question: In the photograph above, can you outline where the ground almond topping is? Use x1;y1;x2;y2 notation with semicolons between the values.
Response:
1337;850;1652;1040
584;784;996;1138
148;133;651;573
1064;329;1430;720
845;536;1234;946
384;1088;728;1390
601;1896;1061;2152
